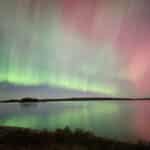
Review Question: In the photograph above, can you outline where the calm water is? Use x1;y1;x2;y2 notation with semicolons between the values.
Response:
0;101;149;142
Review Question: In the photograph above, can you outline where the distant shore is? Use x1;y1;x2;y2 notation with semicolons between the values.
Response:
0;97;150;103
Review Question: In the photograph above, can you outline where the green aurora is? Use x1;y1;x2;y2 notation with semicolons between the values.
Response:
0;1;121;97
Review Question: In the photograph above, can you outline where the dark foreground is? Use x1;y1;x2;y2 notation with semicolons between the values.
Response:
0;126;150;150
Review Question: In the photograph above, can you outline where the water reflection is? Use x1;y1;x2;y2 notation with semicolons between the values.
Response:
20;102;38;109
0;101;149;142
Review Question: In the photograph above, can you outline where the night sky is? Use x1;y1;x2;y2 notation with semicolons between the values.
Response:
0;0;150;99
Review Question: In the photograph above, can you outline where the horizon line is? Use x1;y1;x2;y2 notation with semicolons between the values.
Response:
0;97;150;103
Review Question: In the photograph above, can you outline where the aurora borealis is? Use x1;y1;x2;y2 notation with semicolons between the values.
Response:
0;0;150;98
1;1;150;143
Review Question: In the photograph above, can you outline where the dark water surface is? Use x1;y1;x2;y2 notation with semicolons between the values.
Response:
0;101;149;142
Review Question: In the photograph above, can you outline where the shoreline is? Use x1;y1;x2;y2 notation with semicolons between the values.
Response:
0;126;149;150
0;97;150;103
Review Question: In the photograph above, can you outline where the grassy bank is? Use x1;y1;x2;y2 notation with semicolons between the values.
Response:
0;126;149;150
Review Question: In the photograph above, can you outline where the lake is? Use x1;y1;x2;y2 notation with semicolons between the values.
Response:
0;101;149;142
